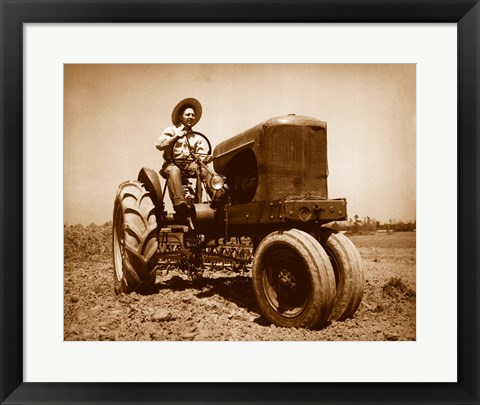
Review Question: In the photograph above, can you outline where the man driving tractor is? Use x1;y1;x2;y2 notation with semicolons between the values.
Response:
155;98;224;214
115;105;365;329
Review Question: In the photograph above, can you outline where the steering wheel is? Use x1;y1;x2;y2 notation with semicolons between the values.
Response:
171;131;212;170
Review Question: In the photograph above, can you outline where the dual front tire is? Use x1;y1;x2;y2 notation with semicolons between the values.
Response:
318;228;364;321
252;228;364;329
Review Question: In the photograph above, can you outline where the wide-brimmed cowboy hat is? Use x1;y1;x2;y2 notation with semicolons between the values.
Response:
171;97;202;126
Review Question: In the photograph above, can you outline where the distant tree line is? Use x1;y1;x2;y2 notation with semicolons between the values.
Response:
329;215;416;233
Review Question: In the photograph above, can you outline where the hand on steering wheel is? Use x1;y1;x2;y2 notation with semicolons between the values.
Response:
171;131;212;171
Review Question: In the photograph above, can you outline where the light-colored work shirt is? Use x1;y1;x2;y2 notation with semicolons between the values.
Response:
155;124;207;165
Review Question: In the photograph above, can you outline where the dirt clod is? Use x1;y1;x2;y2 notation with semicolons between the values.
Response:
384;333;400;341
151;309;173;322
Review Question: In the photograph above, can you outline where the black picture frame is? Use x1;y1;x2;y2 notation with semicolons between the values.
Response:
1;1;479;404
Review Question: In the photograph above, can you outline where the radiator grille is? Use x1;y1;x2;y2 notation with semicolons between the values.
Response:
264;125;328;200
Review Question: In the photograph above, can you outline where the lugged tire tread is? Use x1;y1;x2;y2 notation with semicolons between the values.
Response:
112;180;159;294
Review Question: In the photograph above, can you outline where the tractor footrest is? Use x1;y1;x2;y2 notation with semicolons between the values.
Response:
160;225;189;233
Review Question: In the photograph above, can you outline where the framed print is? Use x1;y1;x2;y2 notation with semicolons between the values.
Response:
1;0;479;404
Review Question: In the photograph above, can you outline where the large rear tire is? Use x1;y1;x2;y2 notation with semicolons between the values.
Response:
112;180;159;294
252;229;336;329
317;228;364;321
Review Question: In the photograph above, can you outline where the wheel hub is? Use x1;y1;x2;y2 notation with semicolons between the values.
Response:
261;246;311;319
277;269;297;291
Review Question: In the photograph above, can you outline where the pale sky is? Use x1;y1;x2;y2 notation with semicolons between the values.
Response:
64;64;416;225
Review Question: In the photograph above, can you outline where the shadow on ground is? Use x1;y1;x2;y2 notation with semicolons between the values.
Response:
151;273;260;315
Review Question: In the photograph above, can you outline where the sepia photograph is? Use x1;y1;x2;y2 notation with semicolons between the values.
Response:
64;63;416;341
2;0;476;400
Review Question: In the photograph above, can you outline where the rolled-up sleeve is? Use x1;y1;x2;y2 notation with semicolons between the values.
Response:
156;126;176;150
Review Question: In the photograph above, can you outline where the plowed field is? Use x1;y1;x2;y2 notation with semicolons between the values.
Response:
64;225;415;341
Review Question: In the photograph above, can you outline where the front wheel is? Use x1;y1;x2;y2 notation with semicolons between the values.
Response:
112;180;159;294
252;229;336;329
316;228;365;321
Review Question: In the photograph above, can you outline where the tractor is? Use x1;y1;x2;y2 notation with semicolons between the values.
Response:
112;114;364;329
